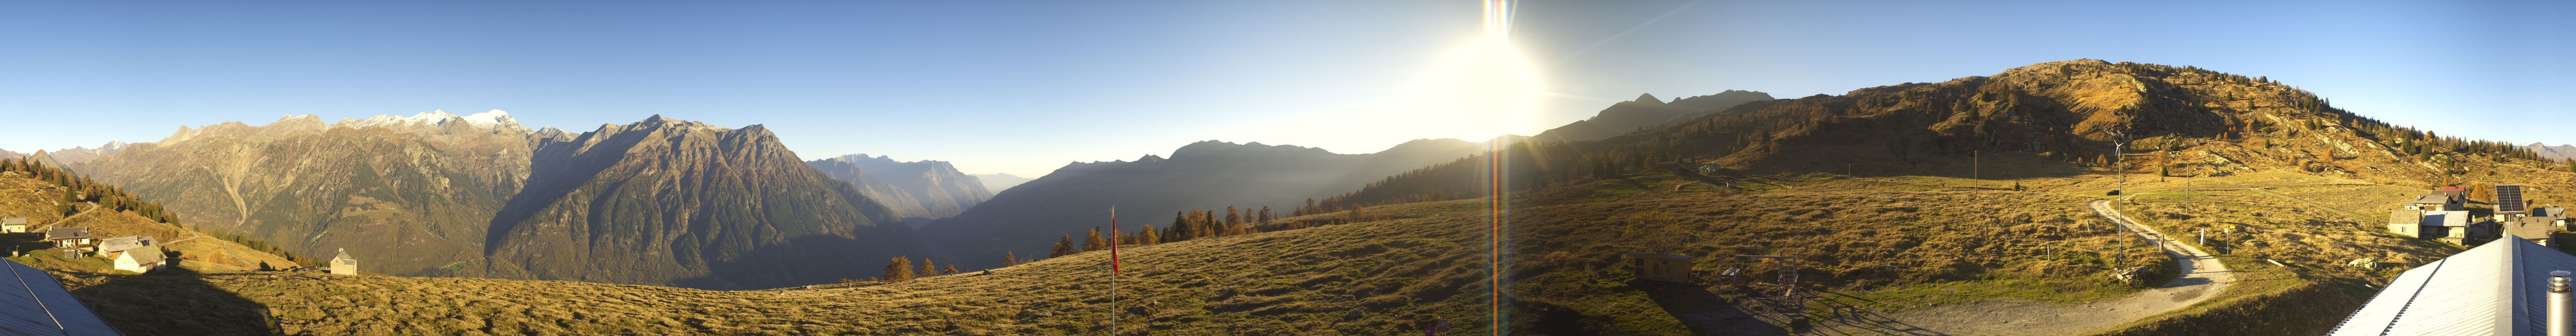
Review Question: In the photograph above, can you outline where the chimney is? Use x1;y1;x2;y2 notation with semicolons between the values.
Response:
2552;270;2572;336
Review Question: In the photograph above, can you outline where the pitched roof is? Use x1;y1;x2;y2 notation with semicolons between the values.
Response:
2426;211;2474;227
96;236;148;254
0;260;122;336
2510;217;2555;242
2390;209;2424;225
114;246;162;265
42;227;88;241
333;248;354;262
2410;195;2452;205
2329;239;2576;336
0;217;23;226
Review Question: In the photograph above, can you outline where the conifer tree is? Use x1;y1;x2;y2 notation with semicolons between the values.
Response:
884;257;914;283
1002;251;1018;266
1083;227;1107;252
919;259;938;277
943;265;959;275
1138;225;1160;245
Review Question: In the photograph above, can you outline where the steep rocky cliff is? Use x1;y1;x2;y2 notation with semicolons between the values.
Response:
481;116;927;289
805;154;992;219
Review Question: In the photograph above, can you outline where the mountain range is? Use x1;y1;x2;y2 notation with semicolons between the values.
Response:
917;138;1485;269
1525;90;1772;144
2527;142;2576;161
482;116;925;289
969;173;1035;192
63;111;929;289
806;154;992;220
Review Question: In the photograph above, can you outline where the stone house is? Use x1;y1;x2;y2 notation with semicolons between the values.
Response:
44;227;91;248
110;245;165;273
330;248;358;275
0;217;25;233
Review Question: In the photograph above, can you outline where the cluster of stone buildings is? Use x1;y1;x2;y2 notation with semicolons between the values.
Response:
2385;185;2567;246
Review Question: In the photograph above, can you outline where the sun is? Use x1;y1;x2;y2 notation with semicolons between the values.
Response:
1375;0;1546;141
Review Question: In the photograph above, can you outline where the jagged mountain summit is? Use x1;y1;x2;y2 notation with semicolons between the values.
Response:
1526;90;1773;144
72;113;554;278
919;138;1482;269
480;116;928;289
806;154;992;220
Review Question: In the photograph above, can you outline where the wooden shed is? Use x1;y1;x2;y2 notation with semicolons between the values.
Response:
1624;252;1697;283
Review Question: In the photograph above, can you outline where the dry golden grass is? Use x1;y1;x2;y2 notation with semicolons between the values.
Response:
48;199;1502;336
1496;171;2181;335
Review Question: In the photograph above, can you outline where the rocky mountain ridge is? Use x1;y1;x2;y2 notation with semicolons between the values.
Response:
806;154;992;220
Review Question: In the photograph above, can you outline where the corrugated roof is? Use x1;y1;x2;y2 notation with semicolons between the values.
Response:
0;217;24;226
0;259;123;336
2329;239;2576;336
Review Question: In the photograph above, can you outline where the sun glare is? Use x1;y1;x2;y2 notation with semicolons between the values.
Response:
1376;0;1545;141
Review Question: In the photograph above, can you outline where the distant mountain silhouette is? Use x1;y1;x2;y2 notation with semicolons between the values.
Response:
2527;142;2576;161
920;138;1482;268
807;154;993;219
1527;90;1773;144
969;173;1036;192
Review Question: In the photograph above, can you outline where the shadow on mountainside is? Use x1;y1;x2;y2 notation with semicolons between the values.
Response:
678;234;898;290
71;265;276;336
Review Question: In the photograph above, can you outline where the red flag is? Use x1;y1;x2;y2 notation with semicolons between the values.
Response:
1109;206;1120;275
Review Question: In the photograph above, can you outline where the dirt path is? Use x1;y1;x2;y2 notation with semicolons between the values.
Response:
32;203;99;231
1801;195;2234;336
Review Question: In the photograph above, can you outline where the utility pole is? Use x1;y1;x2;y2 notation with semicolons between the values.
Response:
2116;141;2126;196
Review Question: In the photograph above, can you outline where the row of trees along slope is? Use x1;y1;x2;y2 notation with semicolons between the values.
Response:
66;112;935;289
0;157;304;272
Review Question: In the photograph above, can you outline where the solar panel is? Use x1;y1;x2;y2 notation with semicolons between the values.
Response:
2497;184;2528;214
0;260;122;336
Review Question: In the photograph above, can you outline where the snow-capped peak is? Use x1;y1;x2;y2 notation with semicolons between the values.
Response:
338;109;527;132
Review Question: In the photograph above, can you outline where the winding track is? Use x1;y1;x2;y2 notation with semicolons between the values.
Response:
1810;195;2235;336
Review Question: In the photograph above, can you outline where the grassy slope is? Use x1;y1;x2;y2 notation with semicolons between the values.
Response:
2077;172;2463;335
55;199;1504;336
0;173;300;272
1499;168;2188;335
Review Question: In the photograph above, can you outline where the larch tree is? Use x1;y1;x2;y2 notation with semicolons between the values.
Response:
1050;235;1077;258
1083;227;1107;252
918;258;938;277
884;257;914;283
1002;251;1019;266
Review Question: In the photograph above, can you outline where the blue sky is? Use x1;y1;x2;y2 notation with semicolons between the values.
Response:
1;0;2566;177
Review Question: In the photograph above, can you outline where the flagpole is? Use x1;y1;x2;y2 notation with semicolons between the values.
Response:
1108;205;1118;336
